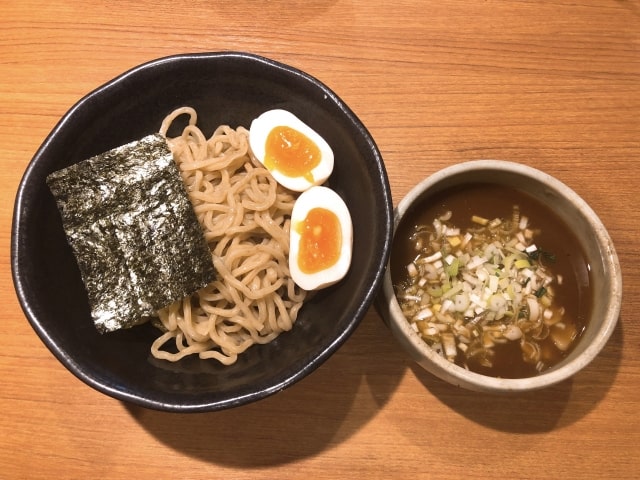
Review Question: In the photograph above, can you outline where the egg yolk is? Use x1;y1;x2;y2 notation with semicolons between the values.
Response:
295;207;342;274
264;125;321;181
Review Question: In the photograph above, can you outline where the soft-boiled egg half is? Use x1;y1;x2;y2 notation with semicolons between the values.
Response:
289;186;353;291
249;109;334;192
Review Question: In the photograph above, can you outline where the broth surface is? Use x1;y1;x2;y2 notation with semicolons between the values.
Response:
391;183;592;378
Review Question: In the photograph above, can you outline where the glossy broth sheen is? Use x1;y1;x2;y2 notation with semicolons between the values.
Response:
391;183;593;378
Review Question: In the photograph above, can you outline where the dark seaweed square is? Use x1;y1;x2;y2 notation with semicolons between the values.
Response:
46;134;215;332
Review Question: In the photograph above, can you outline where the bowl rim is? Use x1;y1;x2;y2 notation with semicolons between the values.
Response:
11;51;394;411
380;159;622;392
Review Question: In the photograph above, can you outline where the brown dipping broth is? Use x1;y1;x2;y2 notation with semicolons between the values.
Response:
391;183;593;378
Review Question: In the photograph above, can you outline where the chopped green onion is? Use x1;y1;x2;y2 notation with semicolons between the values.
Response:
471;215;489;226
527;248;556;263
446;257;460;278
394;205;567;375
535;287;547;298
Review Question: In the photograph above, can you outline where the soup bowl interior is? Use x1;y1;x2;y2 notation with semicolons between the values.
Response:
378;160;621;393
12;52;393;411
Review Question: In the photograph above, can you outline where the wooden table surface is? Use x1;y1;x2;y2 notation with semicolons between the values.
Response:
2;1;639;478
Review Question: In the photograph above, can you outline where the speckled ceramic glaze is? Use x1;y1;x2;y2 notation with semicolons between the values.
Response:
378;160;622;393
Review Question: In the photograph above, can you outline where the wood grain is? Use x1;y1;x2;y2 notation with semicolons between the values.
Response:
1;1;639;478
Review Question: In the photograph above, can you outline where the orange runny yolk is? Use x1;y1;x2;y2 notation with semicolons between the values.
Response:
295;207;342;274
264;125;321;181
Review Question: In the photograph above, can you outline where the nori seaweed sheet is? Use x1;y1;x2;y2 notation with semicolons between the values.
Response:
47;134;216;333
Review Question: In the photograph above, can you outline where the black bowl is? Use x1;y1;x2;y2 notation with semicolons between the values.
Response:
11;52;393;412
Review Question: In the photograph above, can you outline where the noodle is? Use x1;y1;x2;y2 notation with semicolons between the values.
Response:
152;107;307;365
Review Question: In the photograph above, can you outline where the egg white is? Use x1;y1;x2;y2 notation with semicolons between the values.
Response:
289;186;353;291
249;109;334;192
